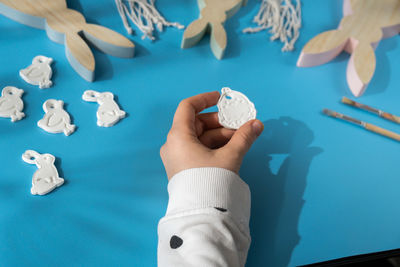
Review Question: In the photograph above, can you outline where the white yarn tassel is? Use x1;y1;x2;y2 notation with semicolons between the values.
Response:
243;0;301;52
115;0;184;40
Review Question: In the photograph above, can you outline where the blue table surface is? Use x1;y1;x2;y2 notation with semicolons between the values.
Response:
1;0;400;266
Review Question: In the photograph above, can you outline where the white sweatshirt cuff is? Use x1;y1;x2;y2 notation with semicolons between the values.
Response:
165;167;251;226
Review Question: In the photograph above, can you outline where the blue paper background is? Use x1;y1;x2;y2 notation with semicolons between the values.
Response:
1;0;400;266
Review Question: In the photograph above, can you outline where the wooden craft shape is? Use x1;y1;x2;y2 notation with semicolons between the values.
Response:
297;0;400;97
182;0;247;59
0;0;135;82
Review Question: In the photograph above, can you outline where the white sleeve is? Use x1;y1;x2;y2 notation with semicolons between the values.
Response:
157;167;251;267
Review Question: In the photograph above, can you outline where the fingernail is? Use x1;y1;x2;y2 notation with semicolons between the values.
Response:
252;120;264;136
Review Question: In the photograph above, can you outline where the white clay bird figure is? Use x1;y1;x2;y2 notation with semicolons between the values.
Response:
0;86;25;122
20;55;53;89
82;90;126;127
38;99;76;136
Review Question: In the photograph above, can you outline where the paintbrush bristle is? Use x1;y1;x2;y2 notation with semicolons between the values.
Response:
323;109;336;117
341;96;355;105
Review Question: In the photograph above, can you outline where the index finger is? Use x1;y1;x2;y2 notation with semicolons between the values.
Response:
172;91;220;134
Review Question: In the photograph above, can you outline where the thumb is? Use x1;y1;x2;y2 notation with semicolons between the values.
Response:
224;119;264;157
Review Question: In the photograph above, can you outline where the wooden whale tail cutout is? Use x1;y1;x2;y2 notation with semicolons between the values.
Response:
0;0;135;82
297;0;400;97
181;0;246;60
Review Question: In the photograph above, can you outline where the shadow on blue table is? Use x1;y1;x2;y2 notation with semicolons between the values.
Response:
223;0;259;59
365;36;398;96
241;117;323;267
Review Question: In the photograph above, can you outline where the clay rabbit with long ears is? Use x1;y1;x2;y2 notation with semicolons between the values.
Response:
0;0;135;81
0;86;25;122
297;0;400;97
82;90;126;127
22;150;64;195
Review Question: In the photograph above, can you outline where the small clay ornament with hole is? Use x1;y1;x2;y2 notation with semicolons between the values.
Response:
217;87;256;129
0;86;25;122
20;55;53;89
22;150;64;195
38;99;76;136
82;90;126;127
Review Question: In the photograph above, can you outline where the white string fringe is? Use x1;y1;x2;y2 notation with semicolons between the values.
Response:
115;0;184;40
243;0;301;52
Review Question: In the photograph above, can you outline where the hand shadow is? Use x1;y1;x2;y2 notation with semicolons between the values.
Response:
241;117;323;267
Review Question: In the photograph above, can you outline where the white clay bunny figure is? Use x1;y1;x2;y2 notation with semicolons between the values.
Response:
0;86;25;122
38;99;76;136
20;55;53;89
22;150;64;195
82;90;126;127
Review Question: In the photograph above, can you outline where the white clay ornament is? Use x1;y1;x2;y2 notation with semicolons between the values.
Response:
0;86;25;122
82;90;126;127
22;150;64;196
38;99;76;136
20;55;53;89
217;87;256;130
182;0;247;60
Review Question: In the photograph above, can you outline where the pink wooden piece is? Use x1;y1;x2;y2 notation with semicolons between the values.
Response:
297;0;400;97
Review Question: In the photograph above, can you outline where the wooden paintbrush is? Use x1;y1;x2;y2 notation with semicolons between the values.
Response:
342;97;400;124
323;109;400;141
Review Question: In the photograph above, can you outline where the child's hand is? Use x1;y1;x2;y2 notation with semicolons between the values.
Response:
160;91;264;180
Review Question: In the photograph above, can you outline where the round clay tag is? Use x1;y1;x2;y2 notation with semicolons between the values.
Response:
217;87;257;130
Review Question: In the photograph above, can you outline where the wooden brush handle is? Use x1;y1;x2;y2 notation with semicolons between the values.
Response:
381;112;400;124
365;123;400;141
